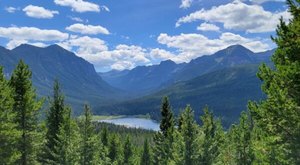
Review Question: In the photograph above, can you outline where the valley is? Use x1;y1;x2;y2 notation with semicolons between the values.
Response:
0;44;274;125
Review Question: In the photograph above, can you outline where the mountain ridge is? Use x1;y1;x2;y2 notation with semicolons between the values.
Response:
0;44;119;114
100;45;275;96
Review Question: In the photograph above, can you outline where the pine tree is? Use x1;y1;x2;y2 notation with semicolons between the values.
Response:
79;104;99;165
52;106;80;165
179;105;199;165
159;96;175;137
248;0;300;164
108;134;122;164
170;130;185;165
39;80;67;163
123;136;134;165
199;106;224;165
140;139;152;165
232;112;254;165
0;67;20;164
153;96;175;165
9;60;43;165
101;126;109;147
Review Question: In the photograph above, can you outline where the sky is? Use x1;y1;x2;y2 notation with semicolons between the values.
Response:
0;0;290;72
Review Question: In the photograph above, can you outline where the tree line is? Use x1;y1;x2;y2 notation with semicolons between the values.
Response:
1;0;300;164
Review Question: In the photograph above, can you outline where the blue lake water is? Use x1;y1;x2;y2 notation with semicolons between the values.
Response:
99;117;160;131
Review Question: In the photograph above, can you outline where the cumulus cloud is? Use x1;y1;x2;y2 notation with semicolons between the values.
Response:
180;0;193;9
176;1;291;33
0;26;69;41
57;35;152;71
23;5;59;19
157;32;270;63
197;23;220;32
5;7;19;13
54;0;100;13
6;39;48;49
66;23;110;35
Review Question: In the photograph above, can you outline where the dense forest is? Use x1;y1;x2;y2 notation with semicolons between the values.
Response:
1;0;300;164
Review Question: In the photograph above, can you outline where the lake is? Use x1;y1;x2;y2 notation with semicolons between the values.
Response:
99;117;160;131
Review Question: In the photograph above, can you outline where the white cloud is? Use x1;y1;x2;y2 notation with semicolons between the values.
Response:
6;39;48;49
157;32;270;63
197;23;220;32
176;1;291;33
100;5;110;12
0;26;69;41
5;7;19;13
58;36;152;71
96;45;151;70
149;48;178;63
54;0;100;13
180;0;193;9
58;36;108;54
23;5;59;19
66;23;110;35
6;39;28;49
69;16;84;22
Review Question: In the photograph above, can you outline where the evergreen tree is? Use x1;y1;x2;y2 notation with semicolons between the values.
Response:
101;126;109;147
140;139;152;165
179;105;198;165
232;112;254;165
159;96;175;137
108;134;122;164
9;60;43;165
79;104;99;165
39;80;67;163
153;96;175;165
199;106;224;165
52;107;80;165
248;0;300;163
170;130;185;165
123;136;134;165
0;67;20;164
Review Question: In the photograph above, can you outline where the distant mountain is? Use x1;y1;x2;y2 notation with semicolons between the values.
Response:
0;44;118;114
96;64;265;127
99;60;187;95
100;45;274;96
170;45;274;82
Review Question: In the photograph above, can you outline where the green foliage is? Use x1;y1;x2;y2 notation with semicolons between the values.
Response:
248;0;300;164
198;106;224;165
101;126;109;146
79;104;99;165
231;112;254;165
40;80;67;163
0;67;20;164
9;60;43;165
51;107;80;164
179;105;199;165
108;134;123;164
159;96;175;137
153;96;176;165
123;136;134;165
140;139;152;165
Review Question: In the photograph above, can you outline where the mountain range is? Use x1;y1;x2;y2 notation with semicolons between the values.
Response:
0;44;275;122
0;44;117;114
97;45;274;124
99;45;274;96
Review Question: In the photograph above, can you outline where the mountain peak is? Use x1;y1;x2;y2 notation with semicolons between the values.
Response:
159;59;176;65
46;44;64;50
225;45;253;54
13;44;42;50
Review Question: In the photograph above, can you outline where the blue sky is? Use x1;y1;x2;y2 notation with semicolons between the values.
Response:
0;0;289;71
